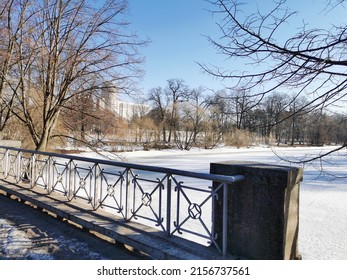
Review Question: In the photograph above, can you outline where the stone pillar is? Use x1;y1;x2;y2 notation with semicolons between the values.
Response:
210;161;303;260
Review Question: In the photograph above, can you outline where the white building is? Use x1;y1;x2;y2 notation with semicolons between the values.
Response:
98;86;150;120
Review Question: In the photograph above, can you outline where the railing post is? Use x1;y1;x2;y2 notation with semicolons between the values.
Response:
67;160;74;200
15;151;22;183
93;163;100;210
166;174;172;237
222;182;228;256
3;149;9;178
30;154;36;188
125;168;132;220
47;157;53;194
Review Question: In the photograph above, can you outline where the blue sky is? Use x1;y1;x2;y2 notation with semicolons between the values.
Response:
127;0;223;95
126;0;347;99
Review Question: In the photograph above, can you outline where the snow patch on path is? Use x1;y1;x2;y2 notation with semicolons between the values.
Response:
0;219;54;260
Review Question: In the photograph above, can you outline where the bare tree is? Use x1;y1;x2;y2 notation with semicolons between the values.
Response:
3;0;147;151
202;0;347;154
0;0;24;139
203;91;232;148
147;79;190;144
165;79;190;143
60;91;96;144
148;86;170;143
229;89;261;129
185;87;211;144
174;87;210;150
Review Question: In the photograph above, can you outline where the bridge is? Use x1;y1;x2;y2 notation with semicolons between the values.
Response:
0;145;302;260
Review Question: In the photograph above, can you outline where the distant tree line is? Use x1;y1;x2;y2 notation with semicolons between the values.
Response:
3;74;346;151
142;79;347;150
51;78;345;151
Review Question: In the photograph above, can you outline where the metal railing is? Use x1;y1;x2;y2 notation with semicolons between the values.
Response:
0;146;245;256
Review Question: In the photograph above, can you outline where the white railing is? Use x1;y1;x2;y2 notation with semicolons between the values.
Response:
0;146;244;255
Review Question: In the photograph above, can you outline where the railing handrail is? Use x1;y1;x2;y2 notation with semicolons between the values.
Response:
0;145;245;184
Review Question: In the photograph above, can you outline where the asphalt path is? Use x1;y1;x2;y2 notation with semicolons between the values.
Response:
0;194;149;260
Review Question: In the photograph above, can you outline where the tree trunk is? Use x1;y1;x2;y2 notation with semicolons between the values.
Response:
36;136;49;152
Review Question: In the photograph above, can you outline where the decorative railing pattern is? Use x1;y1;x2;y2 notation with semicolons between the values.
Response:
0;146;244;255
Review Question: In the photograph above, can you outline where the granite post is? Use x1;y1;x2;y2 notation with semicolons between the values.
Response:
210;161;303;260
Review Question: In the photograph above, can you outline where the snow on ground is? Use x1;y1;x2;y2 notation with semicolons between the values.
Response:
0;218;101;260
92;145;347;260
0;195;144;260
0;219;52;260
